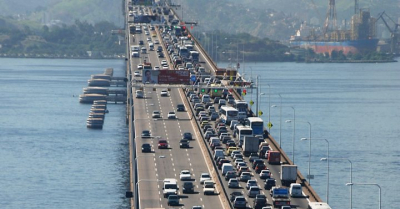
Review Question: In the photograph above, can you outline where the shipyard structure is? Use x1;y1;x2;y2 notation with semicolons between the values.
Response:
290;0;379;55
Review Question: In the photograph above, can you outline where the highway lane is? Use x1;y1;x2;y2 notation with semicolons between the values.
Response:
129;15;225;209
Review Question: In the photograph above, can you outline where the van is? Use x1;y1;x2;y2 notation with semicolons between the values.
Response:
308;202;332;209
213;149;224;161
221;163;234;176
149;42;154;50
136;90;143;98
289;183;303;197
163;178;178;197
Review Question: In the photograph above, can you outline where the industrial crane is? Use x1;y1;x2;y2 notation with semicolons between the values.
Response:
376;11;400;54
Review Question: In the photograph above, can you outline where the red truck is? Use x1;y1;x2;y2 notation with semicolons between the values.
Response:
267;151;281;165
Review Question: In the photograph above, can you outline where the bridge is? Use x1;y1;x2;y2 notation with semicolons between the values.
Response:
123;1;327;209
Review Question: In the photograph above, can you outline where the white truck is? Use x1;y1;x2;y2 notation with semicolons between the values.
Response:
242;136;259;157
308;202;332;209
281;165;297;187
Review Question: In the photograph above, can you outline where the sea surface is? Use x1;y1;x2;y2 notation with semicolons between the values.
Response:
1;57;399;209
0;58;129;209
219;58;400;209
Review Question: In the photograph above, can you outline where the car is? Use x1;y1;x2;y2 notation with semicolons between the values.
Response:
236;162;247;170
152;110;161;118
247;186;261;198
255;164;267;173
246;180;257;190
141;130;151;138
131;51;139;57
160;89;168;97
167;111;176;119
161;65;168;70
154;39;160;44
224;170;237;181
253;194;267;209
181;133;192;141
233;154;244;161
158;139;168;149
264;178;276;190
134;71;141;77
252;159;265;169
228;178;240;188
210;112;219;121
147;37;151;41
167;195;179;206
158;52;164;58
203;180;215;195
249;155;260;163
192;206;202;209
199;173;211;184
179;170;192;180
179;139;190;148
230;150;241;158
139;40;144;45
153;66;160;70
218;159;231;169
233;196;247;209
137;64;143;69
161;60;168;65
177;104;185;111
145;31;150;35
239;172;252;182
141;143;151;152
230;191;243;202
157;45;163;52
259;170;271;179
182;181;194;193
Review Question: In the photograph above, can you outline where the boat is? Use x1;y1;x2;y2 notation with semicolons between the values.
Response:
87;118;104;129
83;87;109;95
88;112;105;119
91;74;111;80
79;94;107;103
93;100;107;105
87;79;111;87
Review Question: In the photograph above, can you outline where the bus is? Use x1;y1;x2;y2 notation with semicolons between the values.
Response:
244;117;264;135
234;125;253;146
219;106;238;124
233;100;248;113
178;46;189;58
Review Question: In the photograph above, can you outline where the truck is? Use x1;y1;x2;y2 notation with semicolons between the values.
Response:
308;202;332;209
271;187;290;208
243;136;259;157
267;151;281;165
280;165;297;187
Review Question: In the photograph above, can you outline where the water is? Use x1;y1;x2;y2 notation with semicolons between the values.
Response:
0;58;129;209
219;58;400;209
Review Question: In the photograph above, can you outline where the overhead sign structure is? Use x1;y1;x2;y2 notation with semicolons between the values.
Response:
158;70;190;84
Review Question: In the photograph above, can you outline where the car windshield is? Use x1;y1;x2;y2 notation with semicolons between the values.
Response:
182;171;190;174
202;174;210;178
165;184;177;189
159;140;167;143
205;184;213;188
143;130;149;134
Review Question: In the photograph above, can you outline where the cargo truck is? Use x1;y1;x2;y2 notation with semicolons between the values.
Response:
271;187;290;208
243;136;259;157
267;151;281;165
281;165;297;187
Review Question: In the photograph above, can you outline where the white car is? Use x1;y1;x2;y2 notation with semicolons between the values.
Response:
167;111;176;119
154;39;160;44
161;60;168;65
147;37;152;41
134;71;141;77
160;89;168;97
145;31;149;35
259;170;271;179
199;173;211;184
162;65;169;70
152;110;161;118
179;170;192;180
137;64;143;69
154;66;160;70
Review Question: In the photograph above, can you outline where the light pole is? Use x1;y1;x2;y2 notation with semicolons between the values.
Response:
322;158;352;209
346;183;381;209
298;121;312;184
135;178;163;209
284;106;296;163
271;94;282;147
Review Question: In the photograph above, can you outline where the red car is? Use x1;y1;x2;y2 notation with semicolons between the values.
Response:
158;139;168;149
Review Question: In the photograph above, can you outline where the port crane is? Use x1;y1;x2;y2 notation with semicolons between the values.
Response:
376;11;400;54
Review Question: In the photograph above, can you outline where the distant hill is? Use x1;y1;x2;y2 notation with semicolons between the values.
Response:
182;0;400;40
0;0;124;27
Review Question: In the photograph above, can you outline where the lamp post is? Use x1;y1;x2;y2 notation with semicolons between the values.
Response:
134;154;156;209
346;183;381;209
322;158;352;209
284;106;296;163
135;178;163;209
298;121;312;184
271;94;282;147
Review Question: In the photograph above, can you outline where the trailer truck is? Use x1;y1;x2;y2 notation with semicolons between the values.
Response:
281;165;297;187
